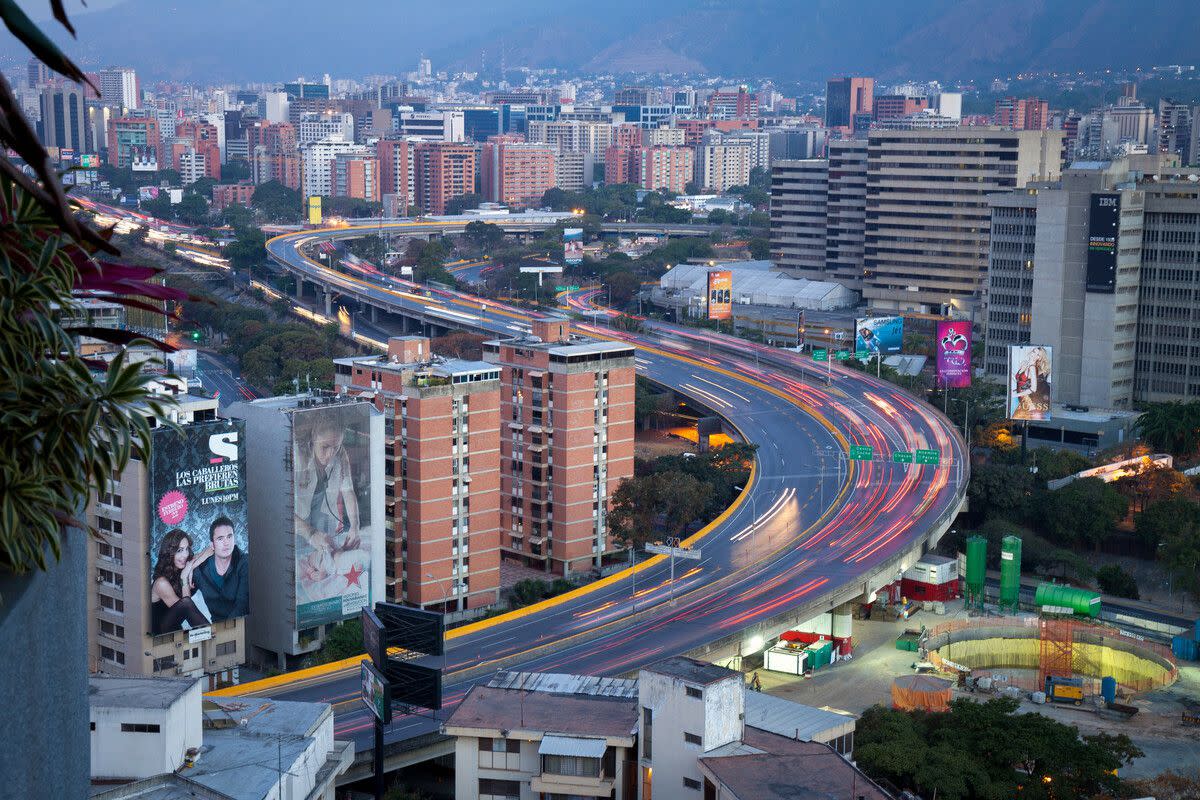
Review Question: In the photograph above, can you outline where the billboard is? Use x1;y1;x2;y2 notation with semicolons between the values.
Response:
361;660;392;724
936;320;972;389
149;421;249;636
139;185;160;201
855;316;903;356
707;270;732;320
308;195;322;226
563;227;583;265
293;403;374;628
1086;193;1119;294
1007;345;1053;421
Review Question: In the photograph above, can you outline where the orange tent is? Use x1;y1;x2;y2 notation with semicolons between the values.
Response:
891;675;953;712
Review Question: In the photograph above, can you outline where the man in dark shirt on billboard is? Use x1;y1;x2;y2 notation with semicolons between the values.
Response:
192;516;249;622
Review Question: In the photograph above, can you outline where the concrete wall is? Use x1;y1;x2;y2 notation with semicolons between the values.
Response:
90;680;202;780
0;533;90;797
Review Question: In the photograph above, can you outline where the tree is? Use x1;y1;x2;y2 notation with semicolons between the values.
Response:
1134;496;1200;548
222;226;267;271
1116;465;1196;513
173;192;210;226
186;176;217;200
463;220;505;251
747;237;771;260
707;209;731;225
609;476;662;549
251;180;302;223
1041;477;1128;549
606;270;641;306
1135;401;1200;457
444;192;482;216
140;192;174;221
219;202;256;230
309;619;363;664
221;159;251;182
1096;564;1139;599
968;463;1035;521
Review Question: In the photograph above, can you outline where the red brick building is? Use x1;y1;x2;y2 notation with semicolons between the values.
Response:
637;145;694;194
211;182;255;212
873;95;929;121
246;120;300;189
376;137;414;210
170;120;222;180
706;87;759;120
106;116;161;169
994;97;1050;130
336;337;503;612
483;319;635;576
481;134;556;208
329;151;381;201
413;141;477;215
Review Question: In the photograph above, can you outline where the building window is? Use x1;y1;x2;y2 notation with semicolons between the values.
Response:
684;777;702;790
478;737;520;754
685;686;703;700
99;620;125;640
120;723;161;733
684;732;702;746
642;707;652;760
541;754;601;778
477;778;520;799
99;645;124;666
215;640;237;657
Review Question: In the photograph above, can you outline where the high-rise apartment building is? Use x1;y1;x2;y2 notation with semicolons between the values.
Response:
297;111;354;145
862;128;1063;314
481;135;556;208
87;377;245;687
98;67;139;109
27;57;51;89
994;97;1050;130
769;159;828;279
299;138;361;199
695;140;752;193
704;129;770;172
38;86;91;152
767;127;826;161
1156;99;1194;163
706;87;759;120
170;120;222;181
394;110;466;142
376;137;416;210
874;94;929;122
483;319;635;576
553;150;595;192
247;121;300;189
825;77;873;132
615;86;656;106
335;337;503;613
637;145;694;194
329;151;381;201
824;139;870;289
413;141;477;215
106;116;161;169
527;120;615;163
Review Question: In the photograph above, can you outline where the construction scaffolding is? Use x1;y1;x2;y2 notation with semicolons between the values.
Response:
1038;616;1076;687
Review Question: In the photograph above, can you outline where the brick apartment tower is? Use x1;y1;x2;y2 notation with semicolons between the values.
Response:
413;141;477;215
483;318;635;576
480;134;556;208
247;121;300;189
335;337;502;613
825;76;874;133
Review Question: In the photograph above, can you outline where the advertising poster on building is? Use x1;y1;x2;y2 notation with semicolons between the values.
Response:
148;421;249;636
293;403;373;628
1007;345;1053;421
707;270;732;320
563;228;584;265
935;321;972;389
138;185;160;201
1086;193;1119;294
308;195;322;226
855;316;904;357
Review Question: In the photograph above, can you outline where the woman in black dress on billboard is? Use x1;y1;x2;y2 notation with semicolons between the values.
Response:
150;529;212;634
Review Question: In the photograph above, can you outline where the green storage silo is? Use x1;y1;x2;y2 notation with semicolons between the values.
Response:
998;536;1023;613
1034;583;1102;618
965;536;986;610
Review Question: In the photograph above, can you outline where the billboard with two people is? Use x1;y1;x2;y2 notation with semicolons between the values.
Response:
149;421;249;636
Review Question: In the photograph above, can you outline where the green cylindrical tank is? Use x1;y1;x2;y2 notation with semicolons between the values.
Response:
999;536;1023;612
1035;583;1101;618
965;536;986;608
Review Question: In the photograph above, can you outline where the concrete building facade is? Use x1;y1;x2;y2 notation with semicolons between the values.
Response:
413;141;477;215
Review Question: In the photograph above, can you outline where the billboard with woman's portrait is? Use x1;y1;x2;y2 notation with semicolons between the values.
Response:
148;421;249;636
292;403;374;628
1008;345;1053;421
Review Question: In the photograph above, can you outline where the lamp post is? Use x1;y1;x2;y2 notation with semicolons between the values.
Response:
951;397;971;453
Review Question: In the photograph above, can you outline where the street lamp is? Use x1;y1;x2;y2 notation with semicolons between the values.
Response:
951;397;971;452
425;572;452;615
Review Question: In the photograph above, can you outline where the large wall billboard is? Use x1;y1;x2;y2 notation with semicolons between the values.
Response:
936;321;972;389
149;421;249;636
707;270;732;320
1008;345;1053;421
293;403;374;628
563;227;583;265
1086;193;1119;294
855;316;904;356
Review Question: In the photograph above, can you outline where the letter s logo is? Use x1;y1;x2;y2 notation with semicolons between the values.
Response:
209;432;240;462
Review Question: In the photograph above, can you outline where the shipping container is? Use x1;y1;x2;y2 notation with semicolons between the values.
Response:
1045;676;1084;704
764;645;806;675
1172;635;1199;662
805;640;833;670
1034;583;1101;618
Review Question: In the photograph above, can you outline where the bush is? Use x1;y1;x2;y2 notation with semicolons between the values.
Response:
1096;564;1140;600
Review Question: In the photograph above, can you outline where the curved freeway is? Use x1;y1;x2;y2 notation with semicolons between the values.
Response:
227;223;968;755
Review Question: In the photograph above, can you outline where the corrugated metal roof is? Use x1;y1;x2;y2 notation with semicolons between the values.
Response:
488;671;639;698
538;734;608;758
659;263;856;311
744;691;856;743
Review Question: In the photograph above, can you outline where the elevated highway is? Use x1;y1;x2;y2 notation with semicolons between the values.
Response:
224;224;968;768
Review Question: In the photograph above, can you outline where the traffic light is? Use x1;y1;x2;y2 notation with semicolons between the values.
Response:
190;330;202;341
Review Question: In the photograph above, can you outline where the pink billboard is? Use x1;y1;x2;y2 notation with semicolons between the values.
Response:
936;321;972;388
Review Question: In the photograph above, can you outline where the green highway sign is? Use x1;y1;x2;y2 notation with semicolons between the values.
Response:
849;444;874;461
855;350;870;360
835;350;851;361
915;449;941;465
812;348;828;362
555;285;580;292
892;451;914;464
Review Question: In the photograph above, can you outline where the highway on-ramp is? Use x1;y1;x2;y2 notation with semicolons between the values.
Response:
213;224;967;755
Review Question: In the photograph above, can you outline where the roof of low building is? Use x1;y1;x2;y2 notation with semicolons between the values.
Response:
644;656;741;686
89;676;197;710
89;774;234;800
445;684;637;740
744;691;856;743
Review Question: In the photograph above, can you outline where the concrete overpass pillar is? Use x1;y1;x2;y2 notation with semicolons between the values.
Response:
369;305;378;324
324;289;332;318
294;278;305;299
